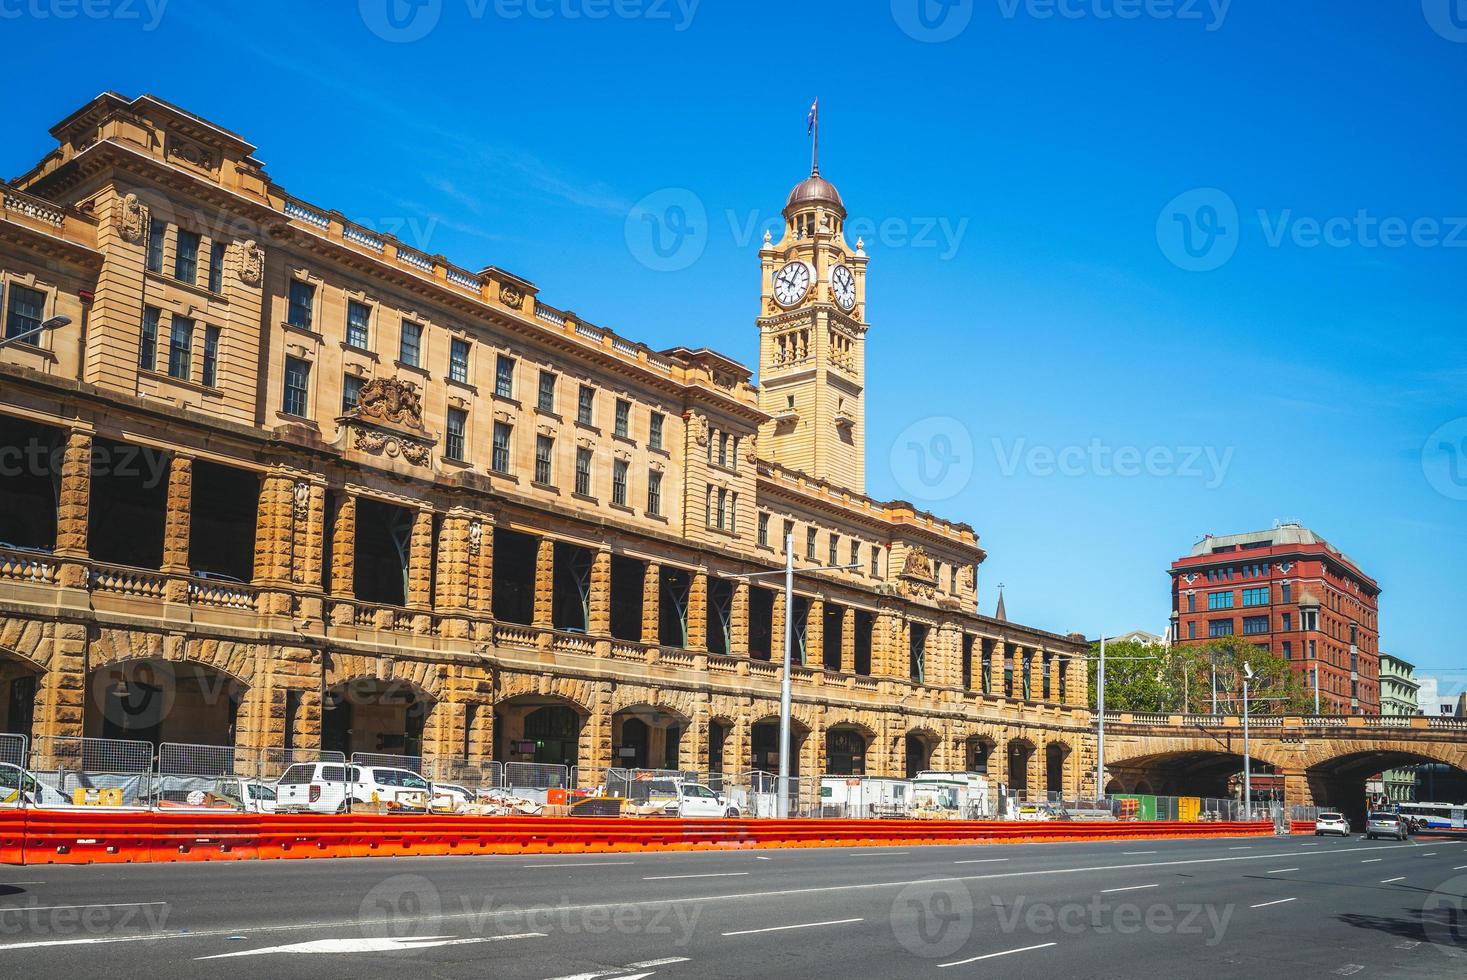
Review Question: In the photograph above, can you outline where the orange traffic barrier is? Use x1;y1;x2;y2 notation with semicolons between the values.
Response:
2;812;1278;867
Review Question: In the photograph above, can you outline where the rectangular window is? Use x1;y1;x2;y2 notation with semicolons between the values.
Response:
287;279;315;331
146;218;166;273
399;320;422;367
575;447;592;496
202;326;220;387
491;422;511;473
4;284;44;342
758;512;769;547
1242;587;1269;607
715;488;728;530
717;432;729;468
282;356;311;417
538;370;557;413
534;434;553;485
850;541;860;569
649;412;664;450
1282;641;1293;660
1187;593;1196;612
1187;621;1197;640
1281;582;1292;603
342;373;364;413
496;354;515;399
208;241;226;293
174;229;200;283
614;399;630;438
1282;611;1292;631
1242;616;1269;635
612;459;628;506
346;300;371;349
138;306;159;370
871;547;880;577
647;470;662;516
829;534;839;567
577;384;595;425
1208;619;1235;638
444;408;467;461
167;314;194;380
806;528;817;561
1207;591;1235;610
450;338;471;384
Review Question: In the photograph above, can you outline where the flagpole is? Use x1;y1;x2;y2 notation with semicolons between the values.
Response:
811;99;819;175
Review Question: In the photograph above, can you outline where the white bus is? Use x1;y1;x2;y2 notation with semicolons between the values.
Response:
1396;801;1466;832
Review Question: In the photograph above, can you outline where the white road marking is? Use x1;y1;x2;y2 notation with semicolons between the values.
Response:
1361;859;1382;864
540;957;690;980
850;851;908;857
722;917;863;937
1299;843;1321;847
642;872;750;881
938;942;1058;968
196;932;545;959
0;882;45;886
1454;865;1467;871
1228;847;1252;850
1334;965;1364;976
0;839;1424;954
1122;851;1158;855
954;859;1009;865
1267;869;1300;874
1421;853;1436;857
755;856;772;861
1100;884;1158;894
523;862;637;869
1250;898;1297;909
1380;877;1406;884
0;902;167;914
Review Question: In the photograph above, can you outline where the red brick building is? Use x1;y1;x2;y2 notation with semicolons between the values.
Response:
1169;524;1381;715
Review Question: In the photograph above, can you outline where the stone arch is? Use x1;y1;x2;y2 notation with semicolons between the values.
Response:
824;718;878;776
0;617;57;672
496;671;596;716
958;730;1000;774
1005;736;1038;795
903;725;940;778
323;652;442;702
0;642;47;744
322;671;439;760
611;701;693;772
88;630;255;689
1045;740;1074;796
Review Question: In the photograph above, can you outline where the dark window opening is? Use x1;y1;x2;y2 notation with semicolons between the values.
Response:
826;727;867;776
353;497;414;607
188;460;258;582
853;611;873;675
961;635;974;690
1;667;37;740
609;554;644;642
791;596;810;666
283;690;300;752
909;623;929;684
749;586;775;661
658;568;691;648
551;542;593;632
822;602;843;671
905;733;932;779
89;439;169;569
707;578;734;655
708;720;728;777
981;638;995;694
0;415;61;552
492;528;538;625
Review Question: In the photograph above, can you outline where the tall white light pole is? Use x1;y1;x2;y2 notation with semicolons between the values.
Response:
1242;662;1254;819
778;531;794;818
1095;634;1106;800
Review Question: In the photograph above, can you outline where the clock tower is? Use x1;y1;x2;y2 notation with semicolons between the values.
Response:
756;166;870;493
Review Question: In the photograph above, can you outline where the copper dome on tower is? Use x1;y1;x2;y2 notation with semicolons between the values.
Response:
784;169;846;218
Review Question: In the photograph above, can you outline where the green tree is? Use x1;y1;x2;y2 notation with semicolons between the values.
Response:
1088;638;1317;715
1086;640;1176;712
1187;637;1316;715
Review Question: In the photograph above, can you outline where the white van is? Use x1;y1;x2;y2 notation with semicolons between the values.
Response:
276;762;438;813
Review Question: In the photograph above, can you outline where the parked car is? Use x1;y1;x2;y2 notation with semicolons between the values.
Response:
350;766;433;809
645;780;739;818
0;764;70;807
276;762;352;813
1314;811;1350;837
1365;811;1410;841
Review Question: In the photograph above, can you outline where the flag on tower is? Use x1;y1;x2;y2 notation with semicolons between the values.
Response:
807;98;819;134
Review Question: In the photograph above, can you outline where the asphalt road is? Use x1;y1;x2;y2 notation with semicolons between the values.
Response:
1;832;1464;978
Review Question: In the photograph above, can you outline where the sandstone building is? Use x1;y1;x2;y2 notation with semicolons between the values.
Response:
0;92;1091;794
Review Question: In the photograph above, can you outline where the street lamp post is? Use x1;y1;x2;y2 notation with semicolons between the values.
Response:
0;315;70;351
1242;662;1254;820
1095;634;1106;800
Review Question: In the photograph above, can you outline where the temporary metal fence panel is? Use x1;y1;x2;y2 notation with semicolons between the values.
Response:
350;752;425;775
0;733;26;770
428;758;503;793
28;735;153;806
153;742;255;808
503;762;570;793
257;748;347;781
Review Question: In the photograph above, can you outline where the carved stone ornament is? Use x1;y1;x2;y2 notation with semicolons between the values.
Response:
901;547;935;582
500;282;525;310
468;520;483;557
293;481;311;521
118;193;146;243
237;239;264;286
692;414;709;447
351;378;425;430
743;434;759;464
353;428;431;467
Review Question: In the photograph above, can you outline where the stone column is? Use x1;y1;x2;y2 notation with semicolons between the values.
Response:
160;453;192;575
329;491;356;598
54;428;92;587
435;511;471;612
642;561;661;645
730;582;750;657
771;589;787;664
806;598;825;668
1048;653;1061;704
579;682;614;770
995;642;1009;699
532;536;555;628
687;570;708;651
252;473;296;586
291;481;326;590
406;508;435;609
588;547;612;636
1067;655;1087;707
469;515;493;615
32;622;87;740
840;607;855;674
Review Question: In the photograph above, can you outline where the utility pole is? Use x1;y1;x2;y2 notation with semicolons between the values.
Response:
1095;634;1106;800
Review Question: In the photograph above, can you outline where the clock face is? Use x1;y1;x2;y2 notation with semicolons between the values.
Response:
773;261;811;307
831;265;856;310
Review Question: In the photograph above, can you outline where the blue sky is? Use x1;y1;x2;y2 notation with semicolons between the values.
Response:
6;2;1465;683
